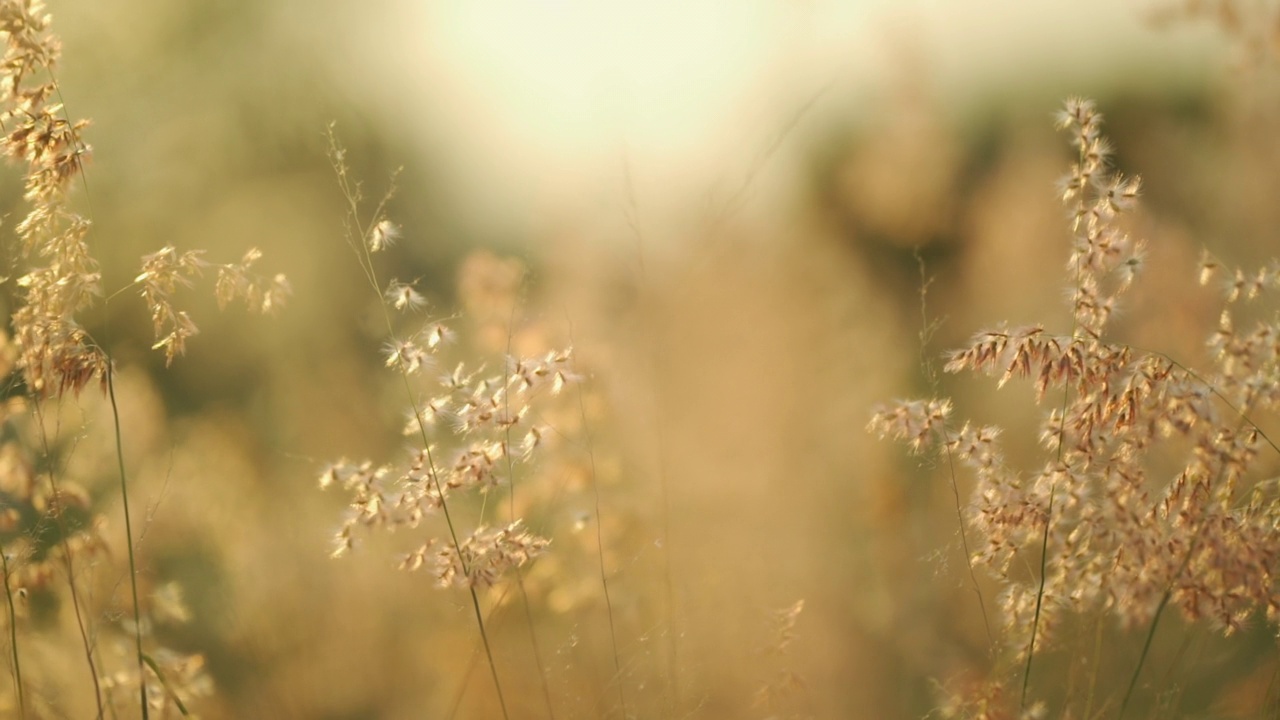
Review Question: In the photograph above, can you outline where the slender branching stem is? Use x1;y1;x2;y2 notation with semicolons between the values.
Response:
327;130;509;718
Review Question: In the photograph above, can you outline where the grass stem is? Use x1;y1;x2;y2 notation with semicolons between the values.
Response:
1;549;23;719
327;129;510;719
107;365;149;720
503;292;557;720
567;316;628;717
32;400;105;719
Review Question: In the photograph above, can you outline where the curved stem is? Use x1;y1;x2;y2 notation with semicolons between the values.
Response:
326;131;509;718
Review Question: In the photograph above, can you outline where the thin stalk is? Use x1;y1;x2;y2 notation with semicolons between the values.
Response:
1021;323;1076;706
1020;484;1057;709
501;294;556;720
1021;328;1075;709
940;433;992;649
651;388;678;702
31;400;105;719
566;315;628;717
106;366;148;720
141;653;190;716
445;585;514;720
1264;662;1280;718
397;308;509;720
622;156;680;707
1118;473;1221;718
25;67;108;720
1023;123;1092;709
1;549;24;719
326;131;509;719
914;250;992;652
705;82;831;241
1083;612;1103;720
1118;587;1171;719
446;634;483;720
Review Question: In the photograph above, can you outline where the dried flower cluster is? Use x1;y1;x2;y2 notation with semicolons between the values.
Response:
0;0;288;386
870;99;1280;710
1;0;105;396
138;243;291;366
320;131;575;592
402;520;551;588
0;2;286;716
321;313;565;589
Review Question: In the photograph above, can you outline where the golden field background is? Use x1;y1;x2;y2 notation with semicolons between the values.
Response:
7;1;1280;718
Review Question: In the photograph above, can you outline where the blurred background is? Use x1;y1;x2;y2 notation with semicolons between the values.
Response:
12;0;1280;717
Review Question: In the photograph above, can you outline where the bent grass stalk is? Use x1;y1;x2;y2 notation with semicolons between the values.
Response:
501;291;556;720
565;314;628;716
326;129;510;719
915;249;994;652
445;585;514;720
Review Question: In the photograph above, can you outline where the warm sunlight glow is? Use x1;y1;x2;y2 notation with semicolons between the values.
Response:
375;0;831;217
366;0;1213;227
7;1;1275;718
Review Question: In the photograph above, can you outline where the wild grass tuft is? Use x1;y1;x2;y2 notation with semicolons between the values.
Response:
0;2;286;716
871;97;1280;718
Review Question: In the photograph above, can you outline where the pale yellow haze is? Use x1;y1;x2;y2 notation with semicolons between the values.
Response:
367;0;1215;227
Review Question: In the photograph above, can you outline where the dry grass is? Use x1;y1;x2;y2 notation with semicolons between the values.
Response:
0;2;1279;720
871;98;1280;718
0;1;285;716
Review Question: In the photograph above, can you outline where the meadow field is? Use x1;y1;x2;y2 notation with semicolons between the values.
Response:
0;1;1279;718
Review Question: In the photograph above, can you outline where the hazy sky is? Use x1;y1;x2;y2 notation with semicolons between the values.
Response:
350;0;1221;231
